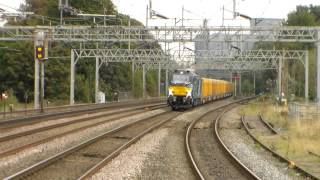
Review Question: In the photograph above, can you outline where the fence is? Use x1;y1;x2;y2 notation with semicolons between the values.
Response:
289;102;320;120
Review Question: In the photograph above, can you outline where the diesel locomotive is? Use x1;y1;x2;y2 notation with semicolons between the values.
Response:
167;69;233;110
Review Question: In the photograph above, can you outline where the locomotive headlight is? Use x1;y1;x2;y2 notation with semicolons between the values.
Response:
168;88;173;96
186;90;192;98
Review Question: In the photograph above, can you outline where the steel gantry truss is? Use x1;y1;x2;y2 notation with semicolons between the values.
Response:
0;25;318;105
70;48;309;103
70;48;176;104
167;49;307;70
74;48;175;68
192;50;309;100
0;26;319;42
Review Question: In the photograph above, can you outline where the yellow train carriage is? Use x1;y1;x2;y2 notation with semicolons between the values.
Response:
201;78;211;99
212;79;219;98
200;78;233;104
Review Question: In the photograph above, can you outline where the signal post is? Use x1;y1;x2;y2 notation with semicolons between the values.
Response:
34;31;47;111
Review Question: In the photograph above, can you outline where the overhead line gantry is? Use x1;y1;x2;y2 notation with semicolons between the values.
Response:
0;25;318;105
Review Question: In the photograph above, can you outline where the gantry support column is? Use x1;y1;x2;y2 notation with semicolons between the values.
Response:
317;31;320;102
158;64;161;97
142;64;146;99
95;57;100;103
165;69;168;96
70;49;76;105
253;71;256;95
278;57;283;97
305;51;309;101
132;62;135;93
239;72;242;96
234;75;237;97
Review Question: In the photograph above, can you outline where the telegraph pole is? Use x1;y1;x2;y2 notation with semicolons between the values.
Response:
146;5;149;27
182;6;184;26
233;0;236;19
59;0;64;25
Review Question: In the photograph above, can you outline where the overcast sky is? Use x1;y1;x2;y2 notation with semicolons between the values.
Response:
1;0;320;26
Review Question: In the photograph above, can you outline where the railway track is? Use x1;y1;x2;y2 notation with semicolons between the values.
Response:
0;103;167;159
185;97;259;180
242;115;319;180
0;98;165;120
0;102;102;120
4;110;179;179
0;98;165;129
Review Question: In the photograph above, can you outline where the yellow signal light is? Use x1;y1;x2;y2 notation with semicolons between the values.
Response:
35;45;45;60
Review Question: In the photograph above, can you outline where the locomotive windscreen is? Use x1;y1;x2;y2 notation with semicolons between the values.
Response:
172;74;190;84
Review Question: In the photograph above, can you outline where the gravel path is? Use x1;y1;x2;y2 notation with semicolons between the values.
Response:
219;106;304;180
92;99;234;179
0;109;166;178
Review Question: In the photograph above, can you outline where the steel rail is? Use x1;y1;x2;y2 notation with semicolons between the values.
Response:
0;99;165;129
258;114;278;134
241;116;319;180
0;103;166;143
0;98;165;119
77;112;180;180
185;97;259;180
0;104;168;158
0;102;113;118
4;110;173;180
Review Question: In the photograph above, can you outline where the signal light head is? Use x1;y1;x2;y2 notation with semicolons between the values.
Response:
35;45;45;61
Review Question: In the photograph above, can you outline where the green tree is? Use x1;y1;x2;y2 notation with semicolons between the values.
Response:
242;79;254;95
285;5;320;100
253;5;320;100
0;0;171;105
285;6;317;26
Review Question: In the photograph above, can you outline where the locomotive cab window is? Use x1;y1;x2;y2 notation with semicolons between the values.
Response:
171;74;190;85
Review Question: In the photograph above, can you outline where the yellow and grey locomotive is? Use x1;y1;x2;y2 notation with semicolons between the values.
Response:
168;69;233;110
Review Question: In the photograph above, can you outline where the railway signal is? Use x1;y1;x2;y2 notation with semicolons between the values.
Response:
35;45;45;61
